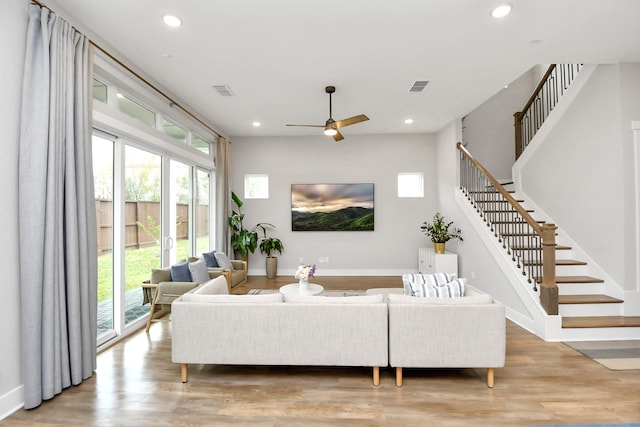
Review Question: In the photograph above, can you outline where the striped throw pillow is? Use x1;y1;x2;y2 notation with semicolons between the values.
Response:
402;273;457;296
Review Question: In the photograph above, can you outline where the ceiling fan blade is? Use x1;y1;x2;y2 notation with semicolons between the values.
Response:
335;114;369;128
332;130;344;142
286;124;325;128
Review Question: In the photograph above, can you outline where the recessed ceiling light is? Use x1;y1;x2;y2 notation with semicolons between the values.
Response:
162;14;183;28
404;118;414;124
252;122;261;127
491;4;512;18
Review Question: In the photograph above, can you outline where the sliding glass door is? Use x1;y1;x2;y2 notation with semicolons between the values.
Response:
94;131;213;346
93;134;115;343
124;146;162;326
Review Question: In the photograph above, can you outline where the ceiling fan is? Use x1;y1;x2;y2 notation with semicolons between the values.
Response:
286;85;369;141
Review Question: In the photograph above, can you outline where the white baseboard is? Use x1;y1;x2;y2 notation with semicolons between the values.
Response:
247;268;414;277
0;385;23;421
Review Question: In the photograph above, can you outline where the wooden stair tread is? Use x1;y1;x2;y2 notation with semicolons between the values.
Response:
524;259;587;267
512;245;571;251
559;294;623;304
535;275;604;284
556;259;588;266
562;316;640;328
501;233;539;237
474;199;524;203
491;220;545;224
483;209;535;213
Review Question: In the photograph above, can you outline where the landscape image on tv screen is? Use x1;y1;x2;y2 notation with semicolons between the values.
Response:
291;183;374;231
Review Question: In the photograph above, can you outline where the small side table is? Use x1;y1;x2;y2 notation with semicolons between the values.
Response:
279;283;324;296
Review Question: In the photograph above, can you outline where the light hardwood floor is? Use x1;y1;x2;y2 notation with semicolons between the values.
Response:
2;276;640;426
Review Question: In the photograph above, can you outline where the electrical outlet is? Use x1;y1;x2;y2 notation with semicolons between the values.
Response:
325;257;329;263
299;257;303;263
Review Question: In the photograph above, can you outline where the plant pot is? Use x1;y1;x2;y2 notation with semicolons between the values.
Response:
265;256;278;279
434;242;446;254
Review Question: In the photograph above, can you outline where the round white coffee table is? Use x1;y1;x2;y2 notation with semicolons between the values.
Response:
279;283;324;296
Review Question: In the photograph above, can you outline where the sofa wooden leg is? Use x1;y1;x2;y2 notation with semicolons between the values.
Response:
396;367;403;387
181;364;188;383
487;367;494;388
373;366;380;386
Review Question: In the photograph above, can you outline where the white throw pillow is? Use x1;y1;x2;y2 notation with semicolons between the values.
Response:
193;275;229;295
214;252;235;271
188;259;211;284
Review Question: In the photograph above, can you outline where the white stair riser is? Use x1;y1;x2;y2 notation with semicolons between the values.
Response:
559;304;623;317
555;326;640;342
557;283;605;295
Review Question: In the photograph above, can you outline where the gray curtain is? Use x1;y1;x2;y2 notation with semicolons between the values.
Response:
215;136;232;254
18;5;97;409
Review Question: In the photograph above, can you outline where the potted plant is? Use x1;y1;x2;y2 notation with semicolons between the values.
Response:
420;212;463;253
259;232;284;279
228;191;272;261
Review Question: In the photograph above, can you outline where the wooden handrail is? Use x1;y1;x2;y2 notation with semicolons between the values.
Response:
457;142;558;315
520;65;556;116
514;64;583;159
457;143;542;234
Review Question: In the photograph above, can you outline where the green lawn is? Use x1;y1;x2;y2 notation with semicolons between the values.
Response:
97;239;199;302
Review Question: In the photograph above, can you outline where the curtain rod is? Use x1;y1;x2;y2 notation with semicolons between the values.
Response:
29;0;227;142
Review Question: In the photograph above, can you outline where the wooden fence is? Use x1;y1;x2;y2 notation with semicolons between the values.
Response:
96;200;209;254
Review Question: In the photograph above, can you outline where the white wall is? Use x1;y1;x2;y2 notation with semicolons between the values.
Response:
517;64;640;287
0;0;27;418
229;133;438;276
462;68;536;181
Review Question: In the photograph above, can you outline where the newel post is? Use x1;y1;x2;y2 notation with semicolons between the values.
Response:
514;112;523;160
540;223;558;315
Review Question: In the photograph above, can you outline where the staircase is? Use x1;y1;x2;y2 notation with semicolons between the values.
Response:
457;144;640;340
505;186;640;332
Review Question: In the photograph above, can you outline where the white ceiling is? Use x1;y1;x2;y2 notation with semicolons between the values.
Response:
44;0;640;140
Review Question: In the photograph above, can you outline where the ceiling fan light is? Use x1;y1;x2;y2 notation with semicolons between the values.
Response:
324;128;338;136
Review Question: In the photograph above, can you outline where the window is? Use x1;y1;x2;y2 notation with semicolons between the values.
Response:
398;172;424;197
163;118;187;143
245;174;269;199
116;92;156;127
93;78;107;103
192;133;211;155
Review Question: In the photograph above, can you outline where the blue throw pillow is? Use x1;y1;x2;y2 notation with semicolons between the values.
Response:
171;262;192;282
202;250;219;268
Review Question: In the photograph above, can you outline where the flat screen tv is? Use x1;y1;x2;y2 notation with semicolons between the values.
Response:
291;183;374;231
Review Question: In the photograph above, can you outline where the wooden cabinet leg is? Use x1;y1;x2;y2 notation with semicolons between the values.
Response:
181;364;188;383
373;366;380;386
396;367;403;387
487;367;494;388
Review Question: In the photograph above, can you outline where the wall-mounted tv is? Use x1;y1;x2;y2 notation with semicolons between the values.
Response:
291;183;374;231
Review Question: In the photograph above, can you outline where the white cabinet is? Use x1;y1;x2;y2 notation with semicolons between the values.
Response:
418;247;458;275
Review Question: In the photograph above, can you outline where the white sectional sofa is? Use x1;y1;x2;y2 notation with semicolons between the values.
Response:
171;280;505;387
171;280;389;385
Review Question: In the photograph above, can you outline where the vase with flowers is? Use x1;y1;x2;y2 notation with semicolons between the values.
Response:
294;264;316;292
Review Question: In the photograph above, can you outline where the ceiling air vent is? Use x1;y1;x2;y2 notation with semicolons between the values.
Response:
212;84;234;96
409;80;429;93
